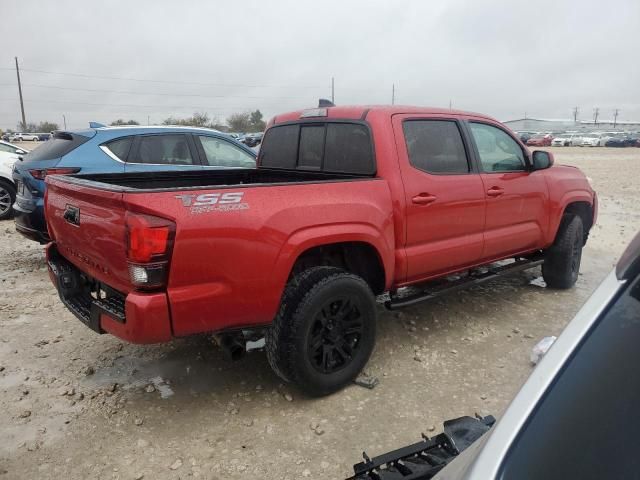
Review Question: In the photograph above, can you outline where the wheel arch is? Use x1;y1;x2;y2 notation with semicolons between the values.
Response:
273;224;394;296
551;196;594;245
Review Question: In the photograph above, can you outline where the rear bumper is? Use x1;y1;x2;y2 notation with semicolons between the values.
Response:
13;196;50;243
46;244;172;344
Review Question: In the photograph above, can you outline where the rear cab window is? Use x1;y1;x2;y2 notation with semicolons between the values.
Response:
259;122;375;175
23;132;91;162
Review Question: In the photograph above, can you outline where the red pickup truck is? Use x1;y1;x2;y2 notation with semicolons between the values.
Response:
44;105;597;396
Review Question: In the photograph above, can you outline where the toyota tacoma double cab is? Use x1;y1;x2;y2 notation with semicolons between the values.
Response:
44;105;597;396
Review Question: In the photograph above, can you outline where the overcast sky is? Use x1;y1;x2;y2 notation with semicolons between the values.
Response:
1;0;639;130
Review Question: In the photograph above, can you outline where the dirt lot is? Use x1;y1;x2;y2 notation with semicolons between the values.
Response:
0;146;639;479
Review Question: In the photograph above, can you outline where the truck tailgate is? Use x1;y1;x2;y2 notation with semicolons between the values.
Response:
46;175;131;293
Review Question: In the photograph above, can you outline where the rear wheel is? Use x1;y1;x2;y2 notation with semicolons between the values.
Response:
543;215;583;289
266;266;377;396
0;180;16;220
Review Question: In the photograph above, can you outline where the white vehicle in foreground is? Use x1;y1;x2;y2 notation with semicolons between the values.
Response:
581;134;603;147
0;140;28;220
9;132;39;142
347;232;640;480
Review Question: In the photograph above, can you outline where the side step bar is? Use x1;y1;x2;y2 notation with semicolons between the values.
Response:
386;254;544;310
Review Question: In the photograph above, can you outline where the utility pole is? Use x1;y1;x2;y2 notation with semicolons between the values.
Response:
391;84;395;105
573;106;579;123
63;115;67;130
593;107;599;125
331;77;335;104
613;108;619;128
449;99;452;110
15;57;26;131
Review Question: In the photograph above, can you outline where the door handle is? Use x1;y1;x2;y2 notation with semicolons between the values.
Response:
412;193;437;205
487;187;504;197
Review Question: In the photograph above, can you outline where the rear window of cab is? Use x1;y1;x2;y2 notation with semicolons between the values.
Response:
259;122;375;175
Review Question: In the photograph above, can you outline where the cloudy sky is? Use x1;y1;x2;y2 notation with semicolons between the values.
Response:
1;0;639;130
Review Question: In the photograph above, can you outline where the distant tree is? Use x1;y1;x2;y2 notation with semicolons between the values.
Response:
249;110;266;132
37;121;59;132
226;112;252;132
110;119;140;126
18;122;38;132
161;112;217;128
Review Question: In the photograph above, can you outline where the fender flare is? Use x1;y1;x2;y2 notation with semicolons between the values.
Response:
547;190;595;244
271;222;395;294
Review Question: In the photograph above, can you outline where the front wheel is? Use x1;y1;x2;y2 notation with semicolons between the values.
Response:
543;215;583;289
266;266;377;396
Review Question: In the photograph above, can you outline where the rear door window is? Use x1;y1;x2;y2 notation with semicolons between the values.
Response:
197;135;255;167
129;134;195;165
402;120;470;174
260;122;375;175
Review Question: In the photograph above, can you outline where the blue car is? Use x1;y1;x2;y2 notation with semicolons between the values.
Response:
12;124;256;243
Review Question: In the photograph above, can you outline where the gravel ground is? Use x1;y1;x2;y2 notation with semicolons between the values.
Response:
0;146;639;479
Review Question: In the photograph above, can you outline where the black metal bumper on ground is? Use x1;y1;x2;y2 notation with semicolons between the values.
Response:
347;415;495;480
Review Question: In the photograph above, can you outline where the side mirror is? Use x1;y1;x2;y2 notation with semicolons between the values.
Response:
532;150;554;170
16;149;26;155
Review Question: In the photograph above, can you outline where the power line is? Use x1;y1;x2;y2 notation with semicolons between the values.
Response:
8;67;327;90
0;82;315;100
0;97;301;111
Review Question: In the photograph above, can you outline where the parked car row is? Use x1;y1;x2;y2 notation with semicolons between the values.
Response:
2;132;52;142
515;130;640;148
228;132;264;148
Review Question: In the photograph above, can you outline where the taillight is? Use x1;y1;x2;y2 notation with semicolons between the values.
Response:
125;212;176;289
29;167;80;180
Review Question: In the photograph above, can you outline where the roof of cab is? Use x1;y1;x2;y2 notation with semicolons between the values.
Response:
271;105;498;125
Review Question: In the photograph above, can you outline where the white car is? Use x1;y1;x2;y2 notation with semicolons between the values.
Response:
0;141;27;220
551;134;580;146
9;132;39;142
581;134;603;147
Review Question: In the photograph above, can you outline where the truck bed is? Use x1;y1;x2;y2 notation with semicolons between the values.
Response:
59;167;371;192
